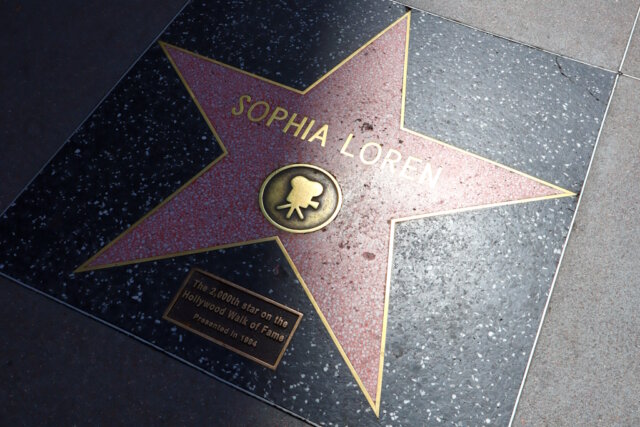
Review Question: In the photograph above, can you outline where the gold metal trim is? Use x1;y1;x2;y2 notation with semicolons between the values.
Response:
74;11;578;417
163;268;303;370
258;163;342;234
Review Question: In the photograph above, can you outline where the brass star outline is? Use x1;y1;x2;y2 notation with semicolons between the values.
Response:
76;12;574;416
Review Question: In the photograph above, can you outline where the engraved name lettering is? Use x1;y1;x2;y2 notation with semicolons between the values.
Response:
231;95;444;188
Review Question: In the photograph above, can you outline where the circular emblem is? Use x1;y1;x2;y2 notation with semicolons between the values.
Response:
259;164;342;234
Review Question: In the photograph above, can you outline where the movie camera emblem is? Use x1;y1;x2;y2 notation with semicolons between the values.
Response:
259;164;342;233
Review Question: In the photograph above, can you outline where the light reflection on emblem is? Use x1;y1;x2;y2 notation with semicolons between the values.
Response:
259;164;342;233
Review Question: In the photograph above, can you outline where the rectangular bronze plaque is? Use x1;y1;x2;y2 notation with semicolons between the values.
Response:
163;268;303;369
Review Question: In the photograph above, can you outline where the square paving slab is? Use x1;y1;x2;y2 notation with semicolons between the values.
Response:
0;1;615;425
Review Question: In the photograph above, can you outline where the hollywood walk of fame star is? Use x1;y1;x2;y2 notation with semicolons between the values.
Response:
76;13;573;414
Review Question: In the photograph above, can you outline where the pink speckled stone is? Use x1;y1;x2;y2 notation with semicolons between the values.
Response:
88;16;562;404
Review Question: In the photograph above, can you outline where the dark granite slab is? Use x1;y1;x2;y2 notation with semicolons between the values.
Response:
0;1;614;425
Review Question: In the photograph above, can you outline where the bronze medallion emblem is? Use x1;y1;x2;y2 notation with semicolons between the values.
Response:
259;164;342;233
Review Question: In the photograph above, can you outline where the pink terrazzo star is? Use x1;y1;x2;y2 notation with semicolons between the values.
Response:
78;14;571;413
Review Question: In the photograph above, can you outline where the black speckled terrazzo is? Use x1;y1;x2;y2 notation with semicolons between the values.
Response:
384;198;574;425
404;13;614;192
0;1;614;426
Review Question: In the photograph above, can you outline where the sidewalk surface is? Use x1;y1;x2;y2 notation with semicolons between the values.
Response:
1;1;639;425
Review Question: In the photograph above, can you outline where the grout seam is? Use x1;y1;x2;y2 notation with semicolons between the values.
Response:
622;72;640;81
